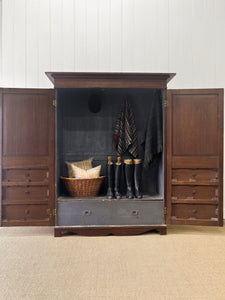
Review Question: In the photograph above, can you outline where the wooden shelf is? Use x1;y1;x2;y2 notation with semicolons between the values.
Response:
57;194;164;202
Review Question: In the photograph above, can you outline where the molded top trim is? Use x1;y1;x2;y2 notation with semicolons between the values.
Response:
45;72;176;89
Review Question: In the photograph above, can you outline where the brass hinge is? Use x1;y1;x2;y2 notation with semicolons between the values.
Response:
53;208;57;216
164;100;168;107
53;99;57;107
164;207;168;215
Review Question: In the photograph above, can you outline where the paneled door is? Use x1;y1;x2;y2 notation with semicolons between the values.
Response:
166;89;223;226
0;89;55;226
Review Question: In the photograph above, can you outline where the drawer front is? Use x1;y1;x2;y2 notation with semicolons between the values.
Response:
3;186;49;201
172;186;218;201
57;199;164;226
3;169;49;183
172;169;218;183
171;204;218;220
115;201;164;225
2;204;49;221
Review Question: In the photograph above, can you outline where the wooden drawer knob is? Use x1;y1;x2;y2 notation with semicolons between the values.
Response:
192;173;197;177
192;190;196;195
25;209;29;215
192;209;197;214
25;191;30;194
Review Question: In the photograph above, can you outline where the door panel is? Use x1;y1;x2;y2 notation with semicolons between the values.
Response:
172;94;218;156
166;89;223;226
0;89;55;226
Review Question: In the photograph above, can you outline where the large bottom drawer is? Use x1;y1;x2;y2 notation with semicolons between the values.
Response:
2;204;49;222
57;198;164;226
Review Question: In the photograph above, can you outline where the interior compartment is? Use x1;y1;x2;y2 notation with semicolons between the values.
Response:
56;88;164;199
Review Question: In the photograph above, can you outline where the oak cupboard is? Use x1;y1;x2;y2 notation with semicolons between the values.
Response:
0;73;223;236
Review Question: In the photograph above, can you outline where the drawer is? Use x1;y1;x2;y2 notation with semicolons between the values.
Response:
57;198;164;226
172;169;218;183
2;204;49;221
172;186;218;201
2;186;49;202
171;204;218;220
3;169;49;183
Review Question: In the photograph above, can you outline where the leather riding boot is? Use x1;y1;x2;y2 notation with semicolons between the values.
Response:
114;157;122;199
134;159;142;199
124;159;134;199
106;156;114;199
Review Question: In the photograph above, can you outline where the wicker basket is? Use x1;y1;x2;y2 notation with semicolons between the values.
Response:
60;176;105;197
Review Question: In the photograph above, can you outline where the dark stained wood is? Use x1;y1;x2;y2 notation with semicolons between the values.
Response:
2;186;49;202
3;92;49;156
2;156;49;169
171;203;218;220
167;89;223;226
1;88;55;226
48;89;55;226
0;90;2;226
2;204;49;222
172;93;218;156
3;169;48;182
2;220;51;226
166;89;172;224
45;72;176;89
54;225;167;237
172;186;218;201
163;88;168;222
218;89;224;226
172;156;219;168
170;219;218;226
172;169;218;184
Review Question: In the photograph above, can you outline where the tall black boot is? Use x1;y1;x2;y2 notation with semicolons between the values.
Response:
124;159;134;199
134;159;142;199
106;156;114;199
114;157;122;199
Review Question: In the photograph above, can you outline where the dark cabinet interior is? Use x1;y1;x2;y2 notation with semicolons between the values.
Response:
57;88;164;198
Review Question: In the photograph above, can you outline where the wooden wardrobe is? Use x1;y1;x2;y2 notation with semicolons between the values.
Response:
0;73;223;235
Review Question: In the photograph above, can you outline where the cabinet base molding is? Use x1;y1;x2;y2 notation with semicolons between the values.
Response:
54;225;167;237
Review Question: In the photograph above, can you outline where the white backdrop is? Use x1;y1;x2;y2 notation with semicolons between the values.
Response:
1;0;225;214
1;0;225;89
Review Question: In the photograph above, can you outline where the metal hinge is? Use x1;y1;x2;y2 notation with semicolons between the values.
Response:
164;207;168;215
53;99;57;107
164;100;168;107
53;208;57;216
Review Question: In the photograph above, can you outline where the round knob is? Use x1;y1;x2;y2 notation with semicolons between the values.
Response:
192;173;196;177
25;191;30;195
25;209;29;215
192;209;197;214
192;190;196;195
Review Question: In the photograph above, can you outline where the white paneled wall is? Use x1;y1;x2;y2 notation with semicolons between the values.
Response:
2;0;225;89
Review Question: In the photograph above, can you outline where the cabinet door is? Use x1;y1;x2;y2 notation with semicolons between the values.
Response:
0;88;55;226
166;89;223;226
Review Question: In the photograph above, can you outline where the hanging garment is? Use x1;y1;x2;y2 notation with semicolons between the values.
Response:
113;98;138;157
141;95;163;168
